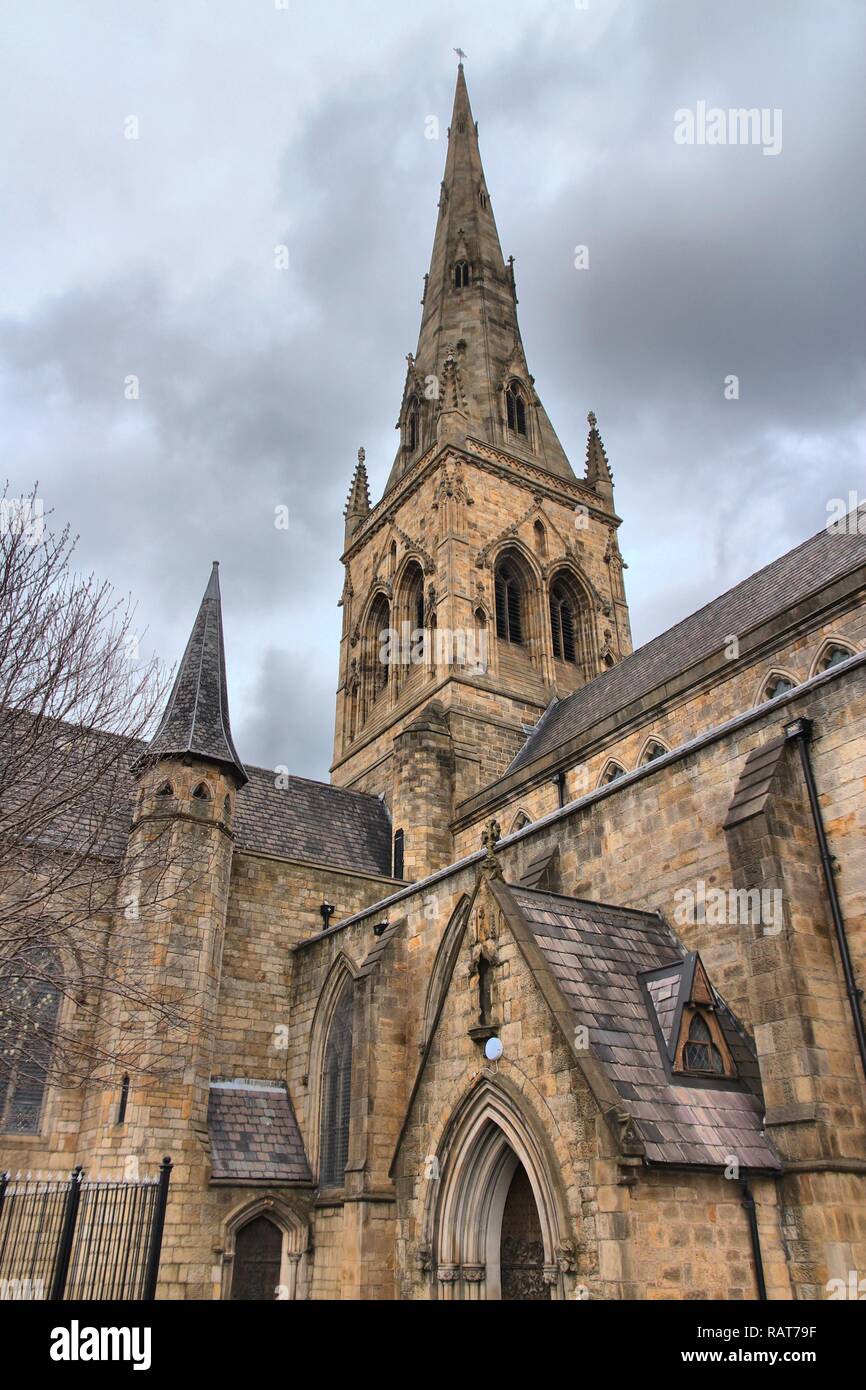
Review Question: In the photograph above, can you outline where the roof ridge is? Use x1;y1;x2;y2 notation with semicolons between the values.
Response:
507;881;666;922
504;514;866;776
244;763;389;803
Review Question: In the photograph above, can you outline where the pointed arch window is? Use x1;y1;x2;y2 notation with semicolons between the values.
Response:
505;380;527;436
319;983;354;1188
818;642;853;672
230;1214;284;1301
454;261;471;289
402;562;425;666
764;674;794;701
0;949;61;1134
600;761;626;786
405;397;420;452
495;560;524;645
549;582;577;663
367;594;391;703
680;1011;726;1076
640;739;667;765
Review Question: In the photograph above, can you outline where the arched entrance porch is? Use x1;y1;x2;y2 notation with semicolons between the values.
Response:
426;1078;572;1300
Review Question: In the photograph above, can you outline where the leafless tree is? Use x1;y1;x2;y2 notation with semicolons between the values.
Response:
0;485;203;1125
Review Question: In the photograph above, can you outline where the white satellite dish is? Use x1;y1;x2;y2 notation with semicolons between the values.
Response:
484;1036;503;1062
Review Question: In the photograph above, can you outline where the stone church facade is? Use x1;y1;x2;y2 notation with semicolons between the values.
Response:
3;66;866;1301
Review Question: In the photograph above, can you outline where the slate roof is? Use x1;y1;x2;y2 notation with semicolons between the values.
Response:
11;723;393;876
506;885;779;1171
146;562;247;786
506;513;866;776
645;971;681;1047
207;1081;311;1183
234;765;392;875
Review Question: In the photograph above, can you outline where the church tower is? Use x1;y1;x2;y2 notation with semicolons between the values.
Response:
332;63;631;878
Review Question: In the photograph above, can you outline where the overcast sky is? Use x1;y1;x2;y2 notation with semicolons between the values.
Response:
2;0;864;779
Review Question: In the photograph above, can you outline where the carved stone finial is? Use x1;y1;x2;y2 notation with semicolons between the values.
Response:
480;819;502;877
482;819;500;853
358;446;365;465
587;410;597;429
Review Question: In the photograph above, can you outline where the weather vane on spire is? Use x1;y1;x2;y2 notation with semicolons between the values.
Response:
454;47;467;65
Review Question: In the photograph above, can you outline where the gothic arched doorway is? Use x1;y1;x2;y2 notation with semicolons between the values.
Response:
500;1162;547;1300
427;1079;569;1300
230;1214;283;1300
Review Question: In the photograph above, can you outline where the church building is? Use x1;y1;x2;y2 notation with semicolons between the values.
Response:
2;64;865;1301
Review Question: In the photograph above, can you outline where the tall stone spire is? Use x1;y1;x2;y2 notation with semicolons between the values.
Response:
344;446;371;547
382;61;576;494
145;562;247;785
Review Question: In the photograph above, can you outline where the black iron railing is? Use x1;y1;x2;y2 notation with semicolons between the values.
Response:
0;1155;171;1301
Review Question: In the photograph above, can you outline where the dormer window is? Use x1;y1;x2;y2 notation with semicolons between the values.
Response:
454;261;471;289
658;954;736;1082
505;380;527;436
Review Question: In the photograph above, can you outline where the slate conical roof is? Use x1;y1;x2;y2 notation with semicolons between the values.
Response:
147;562;247;786
382;63;576;495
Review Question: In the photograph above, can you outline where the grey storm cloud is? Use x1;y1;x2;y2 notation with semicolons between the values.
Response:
1;0;863;777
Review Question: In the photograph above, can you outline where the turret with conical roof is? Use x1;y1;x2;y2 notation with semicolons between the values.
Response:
108;562;245;1203
382;61;576;493
146;561;247;786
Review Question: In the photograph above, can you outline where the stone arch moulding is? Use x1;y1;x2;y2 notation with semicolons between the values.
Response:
358;582;393;631
491;541;545;658
636;734;670;767
753;667;799;707
305;950;359;1177
422;1074;575;1301
809;635;857;678
475;496;553;572
219;1194;311;1301
597;758;626;788
547;562;598;676
420;894;471;1050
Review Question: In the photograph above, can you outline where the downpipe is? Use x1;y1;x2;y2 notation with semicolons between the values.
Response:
784;716;866;1087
